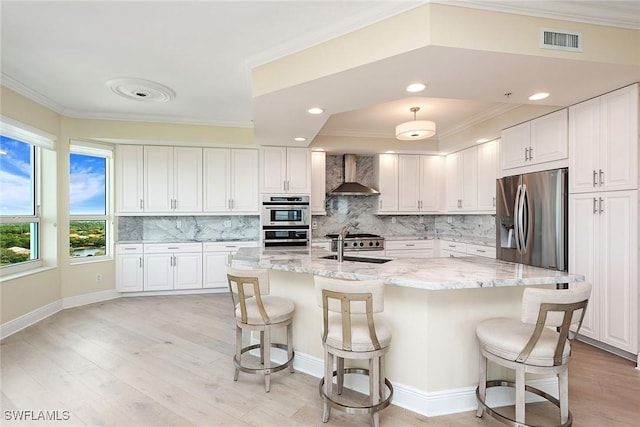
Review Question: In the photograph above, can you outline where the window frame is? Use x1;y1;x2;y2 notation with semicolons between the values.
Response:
0;116;55;276
69;141;113;264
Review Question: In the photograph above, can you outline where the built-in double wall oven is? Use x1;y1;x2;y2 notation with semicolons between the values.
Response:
261;195;310;247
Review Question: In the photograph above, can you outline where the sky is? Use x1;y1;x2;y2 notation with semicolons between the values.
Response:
0;135;106;216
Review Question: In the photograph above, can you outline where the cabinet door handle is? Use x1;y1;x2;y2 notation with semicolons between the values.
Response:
599;197;604;214
529;146;533;160
140;199;144;209
599;169;604;186
593;197;598;214
593;170;598;187
139;257;143;268
524;147;529;161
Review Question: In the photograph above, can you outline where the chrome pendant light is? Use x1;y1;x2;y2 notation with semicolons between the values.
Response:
395;107;436;140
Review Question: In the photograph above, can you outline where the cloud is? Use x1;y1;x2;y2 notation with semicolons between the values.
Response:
0;170;33;214
69;159;106;214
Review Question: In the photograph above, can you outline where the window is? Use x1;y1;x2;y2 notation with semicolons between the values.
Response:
69;142;112;262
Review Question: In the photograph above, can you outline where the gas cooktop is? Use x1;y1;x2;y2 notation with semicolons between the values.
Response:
325;233;385;251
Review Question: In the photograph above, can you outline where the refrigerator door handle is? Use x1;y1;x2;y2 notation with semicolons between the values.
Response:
514;184;523;252
520;184;530;253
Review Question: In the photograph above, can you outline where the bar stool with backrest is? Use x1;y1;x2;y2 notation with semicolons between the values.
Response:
314;276;393;427
226;265;295;393
475;282;592;427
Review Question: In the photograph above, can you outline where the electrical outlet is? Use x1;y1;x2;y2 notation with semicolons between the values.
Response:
224;220;232;227
96;273;103;283
447;216;453;224
391;216;396;224
419;216;424;224
176;219;181;229
311;221;317;230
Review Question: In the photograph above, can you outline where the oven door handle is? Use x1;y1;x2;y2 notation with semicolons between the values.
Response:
262;205;309;209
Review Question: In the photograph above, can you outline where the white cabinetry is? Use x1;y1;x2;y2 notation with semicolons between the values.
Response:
260;147;311;194
437;240;495;258
385;240;434;258
311;151;326;215
203;241;258;289
143;243;203;291
116;145;144;213
144;146;203;213
373;154;399;213
476;139;499;211
501;109;568;172
569;191;638;354
446;148;477;211
569;84;638;194
203;148;258;213
398;155;442;213
116;244;144;292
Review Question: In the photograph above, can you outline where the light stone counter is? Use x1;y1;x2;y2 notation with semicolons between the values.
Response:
230;246;584;418
231;247;582;290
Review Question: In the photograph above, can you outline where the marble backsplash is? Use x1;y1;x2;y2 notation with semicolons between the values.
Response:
117;215;260;242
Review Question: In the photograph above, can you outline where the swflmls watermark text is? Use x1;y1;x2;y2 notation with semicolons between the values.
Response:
4;410;71;421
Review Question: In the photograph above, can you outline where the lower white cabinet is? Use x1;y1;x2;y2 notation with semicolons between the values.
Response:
569;190;638;354
203;241;258;289
437;240;495;258
116;244;144;292
311;241;331;251
385;240;434;258
143;243;203;291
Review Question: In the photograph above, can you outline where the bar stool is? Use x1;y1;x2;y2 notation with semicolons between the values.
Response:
314;276;393;427
226;266;295;392
475;283;592;427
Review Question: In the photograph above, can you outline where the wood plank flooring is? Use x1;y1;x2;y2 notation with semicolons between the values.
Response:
1;294;639;426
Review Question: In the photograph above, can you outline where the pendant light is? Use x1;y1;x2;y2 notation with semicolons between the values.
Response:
395;107;436;140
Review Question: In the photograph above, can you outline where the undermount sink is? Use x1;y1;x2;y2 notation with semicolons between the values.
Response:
320;254;392;264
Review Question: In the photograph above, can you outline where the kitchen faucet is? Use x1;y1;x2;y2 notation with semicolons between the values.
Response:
337;225;349;262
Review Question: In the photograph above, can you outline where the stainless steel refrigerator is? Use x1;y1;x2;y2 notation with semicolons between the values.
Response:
496;168;568;271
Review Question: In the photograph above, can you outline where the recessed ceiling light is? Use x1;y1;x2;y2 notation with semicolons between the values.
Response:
406;83;426;93
307;107;324;115
476;138;490;144
312;148;325;152
294;137;307;142
529;92;550;101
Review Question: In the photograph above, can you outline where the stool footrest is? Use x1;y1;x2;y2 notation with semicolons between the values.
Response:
476;379;572;427
319;368;393;415
234;343;294;375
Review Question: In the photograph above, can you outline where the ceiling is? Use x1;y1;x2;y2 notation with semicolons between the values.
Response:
2;1;639;152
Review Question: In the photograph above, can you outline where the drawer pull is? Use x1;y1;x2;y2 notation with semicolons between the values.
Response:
476;249;486;253
167;247;179;250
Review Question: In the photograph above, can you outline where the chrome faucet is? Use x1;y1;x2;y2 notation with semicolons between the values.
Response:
337;225;349;262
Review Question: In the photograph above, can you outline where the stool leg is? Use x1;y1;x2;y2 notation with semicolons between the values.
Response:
259;330;265;365
370;356;380;427
263;327;271;393
476;353;487;417
515;364;525;424
379;354;385;401
336;357;344;395
559;368;569;424
234;325;241;381
287;322;294;373
323;347;333;423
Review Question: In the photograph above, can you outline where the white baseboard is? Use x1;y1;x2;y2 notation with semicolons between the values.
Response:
62;289;121;309
0;300;62;340
281;350;558;417
121;288;228;297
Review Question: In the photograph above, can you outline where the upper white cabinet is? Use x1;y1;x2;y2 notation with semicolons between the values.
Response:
144;146;203;213
311;151;326;215
446;148;477;211
398;155;442;213
373;154;399;213
569;84;638;194
476;139;499;211
116;145;144;213
501;109;568;171
260;147;311;194
203;148;258;213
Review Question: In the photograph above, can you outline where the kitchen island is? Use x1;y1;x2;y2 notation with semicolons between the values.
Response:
231;247;584;417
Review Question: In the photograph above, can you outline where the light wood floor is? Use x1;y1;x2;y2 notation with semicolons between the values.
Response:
1;294;639;426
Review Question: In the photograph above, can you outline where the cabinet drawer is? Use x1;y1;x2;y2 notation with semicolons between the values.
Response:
203;241;257;252
466;244;496;258
385;240;433;250
116;244;143;254
440;241;467;252
144;242;203;253
386;249;433;258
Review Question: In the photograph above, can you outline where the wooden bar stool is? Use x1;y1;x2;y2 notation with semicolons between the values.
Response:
475;283;591;426
314;276;393;427
226;266;294;392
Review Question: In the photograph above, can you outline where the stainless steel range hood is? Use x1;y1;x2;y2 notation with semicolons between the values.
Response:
329;154;380;196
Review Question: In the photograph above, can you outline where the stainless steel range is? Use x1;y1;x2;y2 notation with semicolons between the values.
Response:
325;233;385;252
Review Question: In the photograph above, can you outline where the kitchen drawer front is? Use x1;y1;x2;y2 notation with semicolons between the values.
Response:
144;242;203;253
440;241;467;253
386;249;433;258
466;244;496;258
116;244;143;254
203;241;257;252
385;240;433;251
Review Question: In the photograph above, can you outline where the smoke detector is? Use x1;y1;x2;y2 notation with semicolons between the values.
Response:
107;78;176;102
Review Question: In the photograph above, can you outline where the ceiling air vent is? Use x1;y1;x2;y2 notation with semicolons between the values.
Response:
540;28;582;52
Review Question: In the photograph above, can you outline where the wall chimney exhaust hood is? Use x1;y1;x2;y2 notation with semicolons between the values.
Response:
329;154;380;196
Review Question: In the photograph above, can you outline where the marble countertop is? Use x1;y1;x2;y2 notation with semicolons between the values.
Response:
312;235;495;247
231;247;583;291
117;238;258;244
